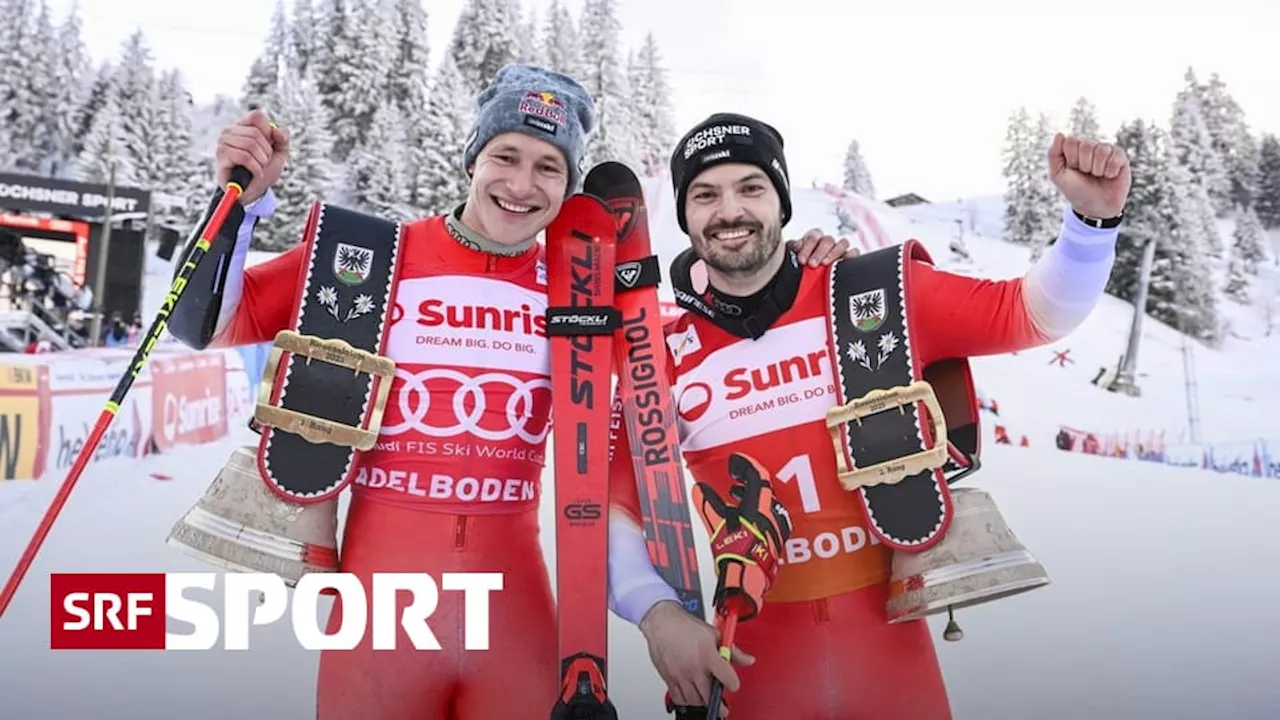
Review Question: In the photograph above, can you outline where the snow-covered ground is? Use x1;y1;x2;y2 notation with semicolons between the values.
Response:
3;180;1278;718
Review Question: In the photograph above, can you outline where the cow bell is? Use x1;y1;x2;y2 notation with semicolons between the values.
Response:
885;487;1049;640
165;445;340;586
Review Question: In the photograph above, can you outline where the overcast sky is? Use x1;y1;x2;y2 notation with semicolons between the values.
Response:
47;0;1280;201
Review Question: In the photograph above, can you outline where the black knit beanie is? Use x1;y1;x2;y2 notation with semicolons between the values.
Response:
669;112;792;233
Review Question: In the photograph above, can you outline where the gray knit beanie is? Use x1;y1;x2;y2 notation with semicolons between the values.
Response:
462;64;596;193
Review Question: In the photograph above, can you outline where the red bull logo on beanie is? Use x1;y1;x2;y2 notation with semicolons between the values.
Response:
519;91;568;128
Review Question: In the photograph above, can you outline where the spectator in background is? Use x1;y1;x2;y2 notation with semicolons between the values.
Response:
1055;428;1074;451
101;311;129;346
128;312;143;344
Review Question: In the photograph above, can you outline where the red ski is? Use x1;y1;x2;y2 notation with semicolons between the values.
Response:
546;193;623;720
587;161;706;620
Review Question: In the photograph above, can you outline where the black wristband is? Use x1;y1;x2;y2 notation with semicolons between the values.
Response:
1072;208;1123;229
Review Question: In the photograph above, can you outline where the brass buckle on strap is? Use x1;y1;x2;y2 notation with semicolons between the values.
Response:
254;330;396;451
825;380;949;491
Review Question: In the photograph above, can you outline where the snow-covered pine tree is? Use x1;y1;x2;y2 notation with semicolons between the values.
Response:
68;62;116;174
1001;108;1033;245
1205;73;1260;211
1156;142;1221;343
384;0;431;208
189;94;243;169
241;0;290;111
111;31;163;188
387;0;430;116
1230;205;1268;274
0;0;37;172
312;0;374;162
579;0;633;169
76;31;165;191
0;116;11;173
324;0;397;163
291;0;319;75
1168;89;1224;257
1067;96;1100;139
447;0;521;98
77;91;139;188
411;56;471;216
1255;134;1280;229
1000;109;1059;259
1107;119;1164;302
1026;113;1063;261
1222;253;1250;303
48;3;91;178
841;138;875;199
1187;69;1259;212
17;0;58;173
541;0;582;79
515;5;540;65
152;69;205;237
256;67;336;251
345;101;411;219
308;0;346;99
627;33;676;177
625;52;650;176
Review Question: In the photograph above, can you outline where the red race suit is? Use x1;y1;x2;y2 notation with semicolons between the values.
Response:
214;213;556;719
609;210;1119;719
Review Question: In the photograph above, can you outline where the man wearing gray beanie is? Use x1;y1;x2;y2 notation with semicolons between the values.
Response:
454;63;597;255
173;63;609;720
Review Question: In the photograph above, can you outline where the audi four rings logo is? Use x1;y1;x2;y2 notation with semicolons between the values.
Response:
380;368;552;444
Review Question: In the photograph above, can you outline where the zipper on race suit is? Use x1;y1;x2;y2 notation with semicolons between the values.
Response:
454;515;469;548
812;598;830;624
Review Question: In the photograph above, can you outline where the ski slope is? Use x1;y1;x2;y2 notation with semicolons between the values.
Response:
3;180;1278;718
2;434;1278;719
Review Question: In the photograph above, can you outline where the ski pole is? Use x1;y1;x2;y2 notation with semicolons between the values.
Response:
0;165;255;619
704;609;740;720
664;604;741;719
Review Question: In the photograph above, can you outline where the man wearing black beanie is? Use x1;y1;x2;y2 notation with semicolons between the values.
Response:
671;113;793;233
606;111;1133;719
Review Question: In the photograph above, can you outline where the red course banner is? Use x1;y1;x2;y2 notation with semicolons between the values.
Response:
151;353;227;452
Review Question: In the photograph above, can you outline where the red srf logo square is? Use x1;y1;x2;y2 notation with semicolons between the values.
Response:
50;573;166;650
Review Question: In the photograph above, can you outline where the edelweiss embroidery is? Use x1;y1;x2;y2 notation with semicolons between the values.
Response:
317;285;375;323
846;331;899;371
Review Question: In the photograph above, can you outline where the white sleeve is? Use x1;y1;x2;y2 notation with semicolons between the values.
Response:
1021;205;1121;341
607;511;680;626
212;188;276;337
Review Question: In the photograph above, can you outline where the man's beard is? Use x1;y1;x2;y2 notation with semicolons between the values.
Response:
692;217;782;278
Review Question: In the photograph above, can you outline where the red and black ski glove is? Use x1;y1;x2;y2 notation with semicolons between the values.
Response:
691;452;793;622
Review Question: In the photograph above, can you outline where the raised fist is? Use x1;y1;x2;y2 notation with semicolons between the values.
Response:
215;108;290;206
1048;133;1132;220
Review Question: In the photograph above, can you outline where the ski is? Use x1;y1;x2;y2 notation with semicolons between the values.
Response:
546;192;623;720
587;161;707;621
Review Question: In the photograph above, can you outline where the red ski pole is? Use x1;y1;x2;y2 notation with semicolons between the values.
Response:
704;609;740;720
0;165;255;619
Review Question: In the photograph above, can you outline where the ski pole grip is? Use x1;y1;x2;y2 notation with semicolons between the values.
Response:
225;119;277;195
226;165;253;194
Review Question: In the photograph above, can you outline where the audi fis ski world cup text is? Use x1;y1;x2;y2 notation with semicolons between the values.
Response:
49;571;504;651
